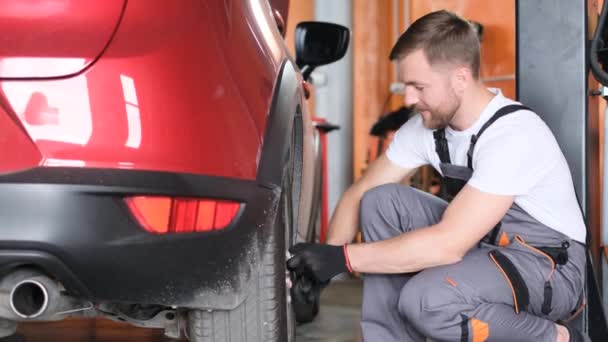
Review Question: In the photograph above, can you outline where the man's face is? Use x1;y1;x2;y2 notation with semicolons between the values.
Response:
397;49;461;129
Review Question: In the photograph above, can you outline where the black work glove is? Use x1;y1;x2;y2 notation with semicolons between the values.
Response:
289;270;325;323
286;243;350;283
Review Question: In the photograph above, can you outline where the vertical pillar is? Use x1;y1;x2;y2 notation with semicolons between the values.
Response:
517;0;588;214
313;0;353;215
517;0;606;336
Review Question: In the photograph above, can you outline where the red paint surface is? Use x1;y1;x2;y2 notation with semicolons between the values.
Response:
0;0;288;179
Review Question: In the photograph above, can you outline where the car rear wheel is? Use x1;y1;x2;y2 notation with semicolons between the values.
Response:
291;127;323;324
185;193;294;342
186;125;298;342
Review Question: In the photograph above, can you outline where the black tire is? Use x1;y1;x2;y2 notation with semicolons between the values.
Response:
291;128;323;324
186;199;293;342
290;186;323;325
305;129;323;244
186;124;298;342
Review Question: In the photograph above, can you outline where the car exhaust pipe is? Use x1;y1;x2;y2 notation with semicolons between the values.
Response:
0;269;84;321
10;279;49;319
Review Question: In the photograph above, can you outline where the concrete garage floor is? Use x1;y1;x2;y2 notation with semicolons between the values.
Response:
296;276;363;342
15;277;363;342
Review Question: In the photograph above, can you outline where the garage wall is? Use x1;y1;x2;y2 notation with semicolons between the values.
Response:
284;0;314;57
352;0;397;180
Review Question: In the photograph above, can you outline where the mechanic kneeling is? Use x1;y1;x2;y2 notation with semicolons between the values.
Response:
287;10;587;342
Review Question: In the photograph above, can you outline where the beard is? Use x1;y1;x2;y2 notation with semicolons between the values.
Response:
416;91;461;130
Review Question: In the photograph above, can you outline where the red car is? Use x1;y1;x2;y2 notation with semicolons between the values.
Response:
0;1;348;341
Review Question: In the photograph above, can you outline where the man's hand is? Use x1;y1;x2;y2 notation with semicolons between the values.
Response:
286;243;351;283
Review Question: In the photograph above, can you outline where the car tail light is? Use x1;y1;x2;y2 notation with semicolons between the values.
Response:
125;196;241;234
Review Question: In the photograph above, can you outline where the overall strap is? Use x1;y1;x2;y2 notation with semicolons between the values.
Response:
466;104;529;169
471;104;529;245
433;129;451;164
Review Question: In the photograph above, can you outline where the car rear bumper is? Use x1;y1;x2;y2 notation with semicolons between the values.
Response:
0;167;281;310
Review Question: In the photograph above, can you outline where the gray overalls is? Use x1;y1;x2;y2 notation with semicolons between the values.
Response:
360;105;586;341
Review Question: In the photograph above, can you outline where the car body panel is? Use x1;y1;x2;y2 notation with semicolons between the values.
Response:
0;0;289;180
0;59;312;310
0;0;320;313
0;0;125;78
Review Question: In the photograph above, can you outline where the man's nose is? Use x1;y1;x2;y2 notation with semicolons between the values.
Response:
403;86;419;107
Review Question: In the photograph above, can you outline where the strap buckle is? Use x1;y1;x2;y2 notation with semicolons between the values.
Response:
537;244;569;265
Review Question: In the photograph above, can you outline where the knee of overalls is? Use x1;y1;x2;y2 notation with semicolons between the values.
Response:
360;184;413;240
398;273;467;338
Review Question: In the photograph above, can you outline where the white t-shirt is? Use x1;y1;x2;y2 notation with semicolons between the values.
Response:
386;89;586;243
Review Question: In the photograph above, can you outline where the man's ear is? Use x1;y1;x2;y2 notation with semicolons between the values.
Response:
451;66;472;94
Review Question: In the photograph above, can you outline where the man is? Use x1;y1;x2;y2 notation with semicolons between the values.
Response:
287;10;587;342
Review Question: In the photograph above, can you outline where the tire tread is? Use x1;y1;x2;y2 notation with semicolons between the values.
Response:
187;224;286;342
